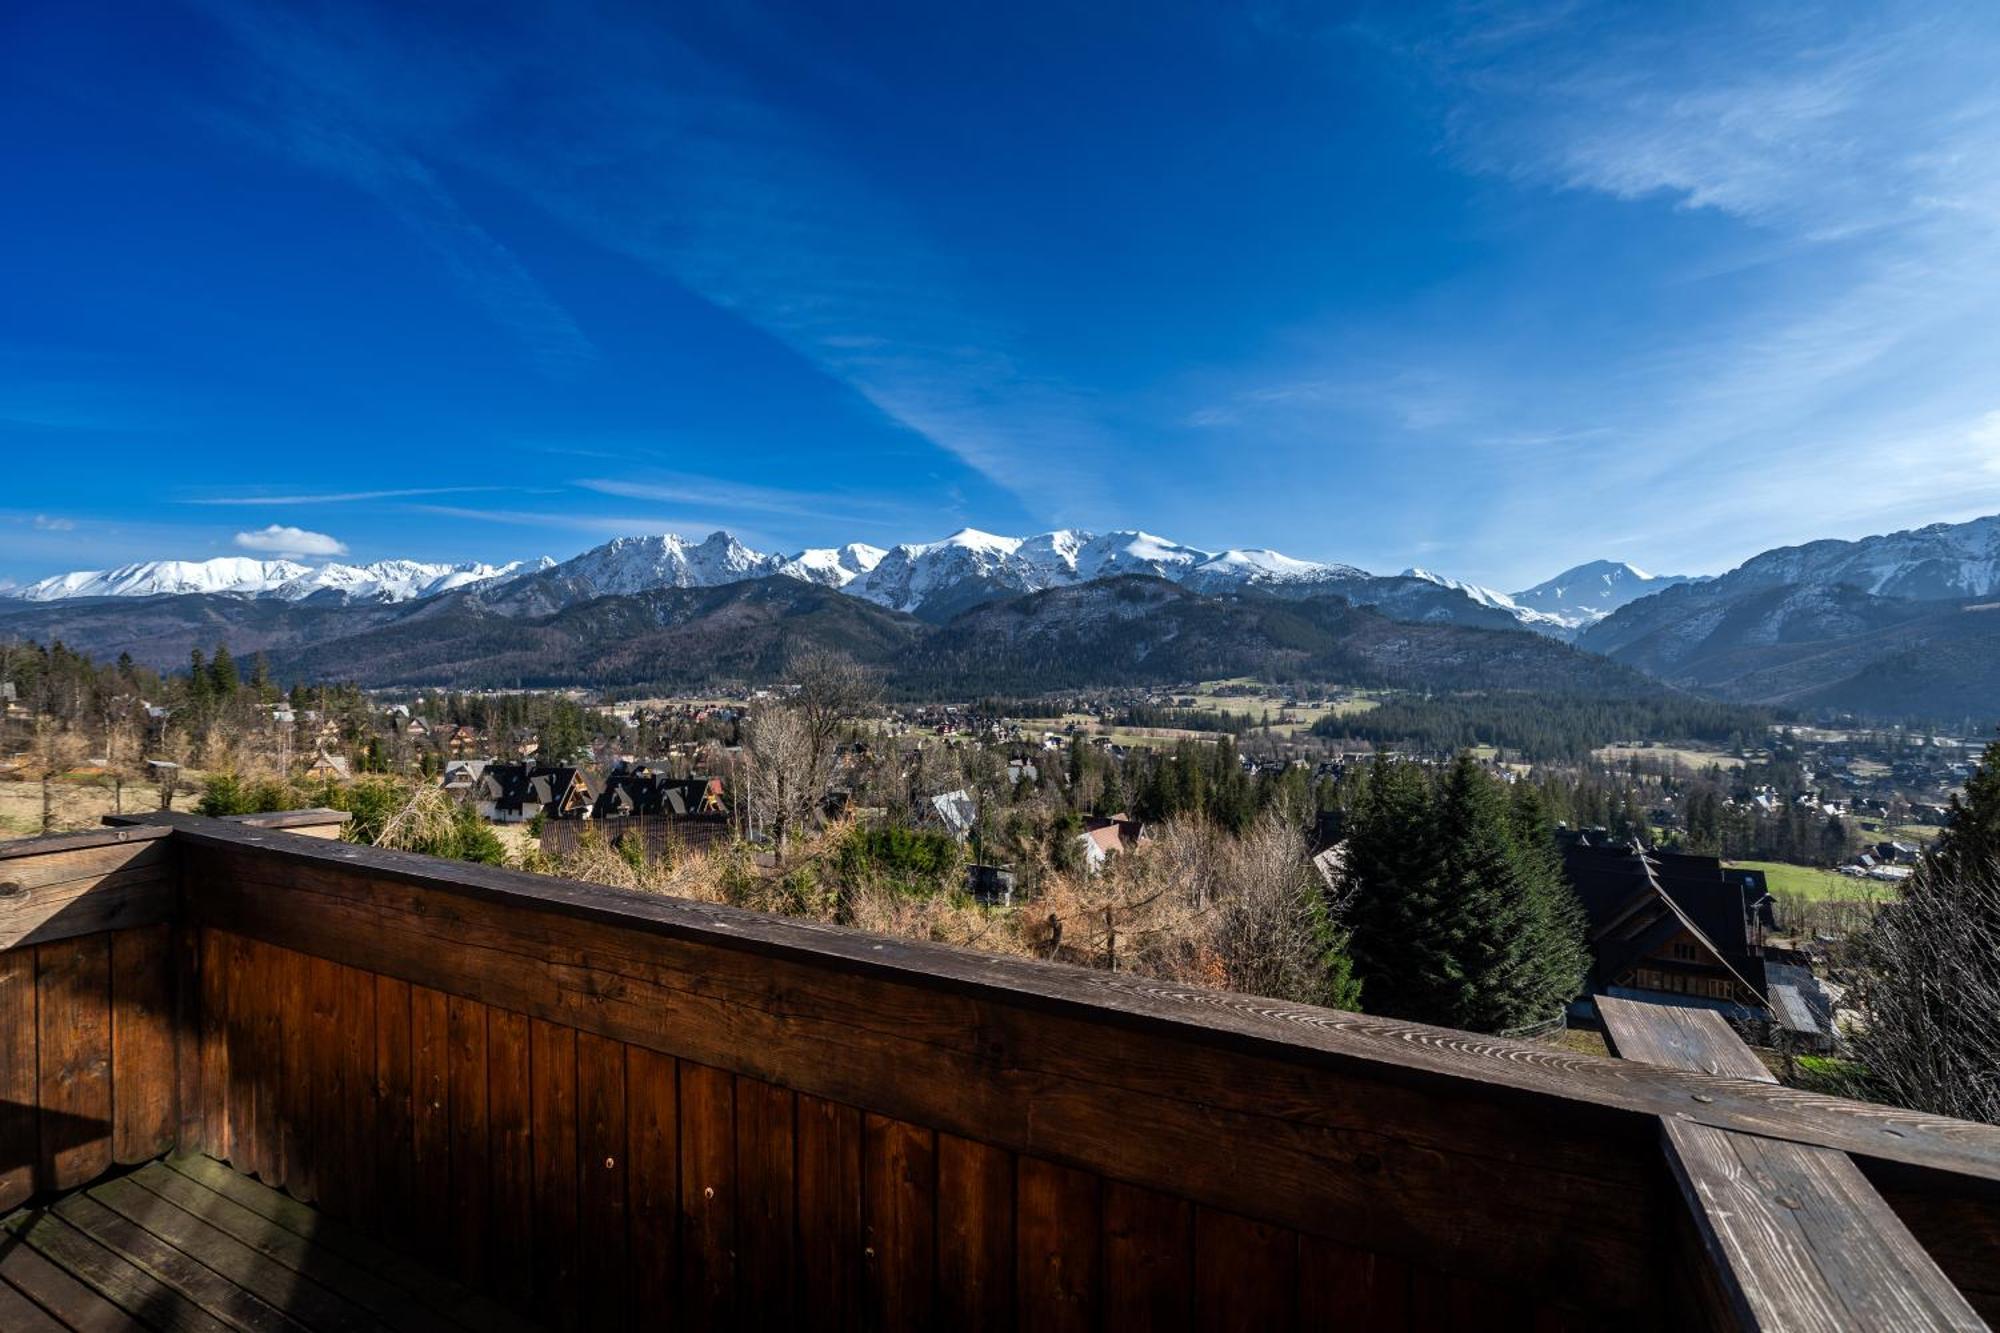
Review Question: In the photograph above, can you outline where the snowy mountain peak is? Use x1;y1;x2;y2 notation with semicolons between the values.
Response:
1505;560;1702;631
7;556;527;604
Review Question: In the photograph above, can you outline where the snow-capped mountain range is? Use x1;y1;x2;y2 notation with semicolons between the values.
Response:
15;515;1991;639
6;556;549;604
1405;561;1705;632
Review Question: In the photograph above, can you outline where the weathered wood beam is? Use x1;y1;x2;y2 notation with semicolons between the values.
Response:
1599;995;1987;1331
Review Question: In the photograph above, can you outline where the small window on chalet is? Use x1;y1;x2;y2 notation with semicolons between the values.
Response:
1672;942;1698;961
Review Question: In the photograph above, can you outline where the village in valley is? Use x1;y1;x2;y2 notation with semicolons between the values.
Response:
2;636;1980;1083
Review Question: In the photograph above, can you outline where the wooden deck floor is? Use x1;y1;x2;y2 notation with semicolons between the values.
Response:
0;1154;541;1333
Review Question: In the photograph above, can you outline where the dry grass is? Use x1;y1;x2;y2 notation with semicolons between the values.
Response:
0;776;156;837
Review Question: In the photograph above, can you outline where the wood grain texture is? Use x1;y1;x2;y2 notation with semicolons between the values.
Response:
0;840;171;950
679;1060;735;1330
1598;996;1775;1082
371;974;415;1253
1103;1181;1192;1333
162;822;2000;1186
1018;1155;1099;1333
529;1018;579;1328
446;994;489;1284
577;1030;629;1332
626;1046;678;1328
796;1093;864;1333
409;984;452;1262
1665;1120;1984;1331
938;1133;1015;1333
0;946;35;1211
36;934;113;1191
178;840;1667;1306
486;1006;533;1306
736;1073;796;1328
863;1113;935;1333
1604;988;1985;1331
1195;1208;1296;1333
108;925;175;1165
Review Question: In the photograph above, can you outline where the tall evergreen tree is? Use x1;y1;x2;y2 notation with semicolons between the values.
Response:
208;643;238;697
1345;754;1446;1022
1348;754;1588;1033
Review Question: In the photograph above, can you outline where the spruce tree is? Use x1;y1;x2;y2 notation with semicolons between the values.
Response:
1345;754;1447;1021
209;643;238;697
1508;783;1591;1022
1429;755;1544;1032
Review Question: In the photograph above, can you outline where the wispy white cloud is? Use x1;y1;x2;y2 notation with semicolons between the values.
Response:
190;5;597;378
191;485;507;506
183;1;1102;513
233;524;348;557
578;476;928;530
31;515;75;532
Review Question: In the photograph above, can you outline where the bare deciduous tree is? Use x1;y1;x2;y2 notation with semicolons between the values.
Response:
745;704;823;863
1851;856;2000;1125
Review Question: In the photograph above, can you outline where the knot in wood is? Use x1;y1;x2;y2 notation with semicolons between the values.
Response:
0;881;24;900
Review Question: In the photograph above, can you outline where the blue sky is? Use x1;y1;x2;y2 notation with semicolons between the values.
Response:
6;0;2000;590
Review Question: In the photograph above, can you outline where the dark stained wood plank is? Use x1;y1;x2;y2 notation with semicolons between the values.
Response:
0;947;35;1212
1598;996;1774;1083
736;1074;796;1329
625;1046;678;1328
197;928;231;1166
1017;1156;1099;1333
37;934;113;1192
863;1114;935;1333
374;973;416;1252
486;1008;533;1307
529;1019;579;1329
0;1266;69;1333
337;963;378;1231
0;825;173;861
271;942;308;1199
795;1093;863;1333
410;985;452;1269
0;1228;150;1333
109;924;175;1166
175;923;203;1156
157;1154;539;1333
5;1209;234;1333
168;823;2000;1184
1664;1118;1984;1331
177;842;1674;1308
221;932;263;1183
1297;1237;1409;1333
678;1060;735;1330
577;1031;629;1333
51;1190;308;1333
304;954;346;1216
1194;1208;1296;1333
1103;1180;1191;1333
0;839;172;950
447;995;490;1286
937;1132;1014;1333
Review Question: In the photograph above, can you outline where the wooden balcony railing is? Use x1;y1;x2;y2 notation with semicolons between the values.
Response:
3;813;1998;1330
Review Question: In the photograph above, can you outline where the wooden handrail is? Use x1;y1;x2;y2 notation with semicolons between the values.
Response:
1600;996;1988;1330
5;814;2000;1328
139;813;2000;1182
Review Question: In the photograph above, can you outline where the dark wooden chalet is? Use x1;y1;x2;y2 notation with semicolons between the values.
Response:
1562;835;1776;1016
588;766;727;821
474;763;594;824
1;812;1997;1330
